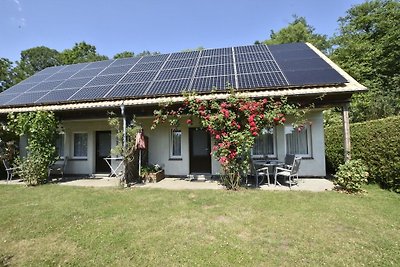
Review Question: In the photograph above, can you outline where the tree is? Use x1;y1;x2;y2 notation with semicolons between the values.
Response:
258;15;331;54
0;58;15;92
135;50;160;57
13;46;60;82
113;51;134;59
331;0;400;122
8;111;59;185
58;41;109;64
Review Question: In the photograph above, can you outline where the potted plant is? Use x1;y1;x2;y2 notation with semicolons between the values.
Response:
141;164;164;183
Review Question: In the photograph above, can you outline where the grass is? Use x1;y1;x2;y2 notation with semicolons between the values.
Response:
0;184;399;266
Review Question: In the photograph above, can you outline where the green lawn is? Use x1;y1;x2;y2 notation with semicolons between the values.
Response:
0;185;399;266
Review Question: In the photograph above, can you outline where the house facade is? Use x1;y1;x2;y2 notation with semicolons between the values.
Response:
0;43;366;178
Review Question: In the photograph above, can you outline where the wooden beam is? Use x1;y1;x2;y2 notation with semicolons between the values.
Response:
342;103;351;161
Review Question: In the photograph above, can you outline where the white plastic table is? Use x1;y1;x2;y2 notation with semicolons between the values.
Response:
103;157;124;177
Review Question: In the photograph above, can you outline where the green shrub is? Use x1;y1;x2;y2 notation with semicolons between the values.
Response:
8;111;58;185
325;116;400;192
334;159;369;193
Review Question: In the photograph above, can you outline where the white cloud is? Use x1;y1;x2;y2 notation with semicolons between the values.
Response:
12;0;22;12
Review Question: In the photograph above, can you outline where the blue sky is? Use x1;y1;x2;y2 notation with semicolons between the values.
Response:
1;0;365;62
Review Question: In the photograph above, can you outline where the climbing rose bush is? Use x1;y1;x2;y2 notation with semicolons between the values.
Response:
152;91;302;190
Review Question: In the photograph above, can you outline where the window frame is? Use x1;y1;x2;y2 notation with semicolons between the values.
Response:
284;124;312;158
55;133;65;159
170;128;182;160
251;127;277;159
73;132;88;159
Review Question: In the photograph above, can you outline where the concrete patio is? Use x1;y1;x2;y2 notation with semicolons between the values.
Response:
0;177;334;192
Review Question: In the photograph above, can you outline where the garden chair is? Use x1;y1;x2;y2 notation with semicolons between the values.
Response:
3;159;17;183
274;157;302;189
250;158;270;187
48;156;68;180
284;154;296;169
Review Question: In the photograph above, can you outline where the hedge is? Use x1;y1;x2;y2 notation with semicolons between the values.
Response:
325;116;400;192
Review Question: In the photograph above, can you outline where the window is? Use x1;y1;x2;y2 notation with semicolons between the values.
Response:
55;134;64;158
170;129;182;158
285;124;312;157
73;133;88;158
252;127;275;158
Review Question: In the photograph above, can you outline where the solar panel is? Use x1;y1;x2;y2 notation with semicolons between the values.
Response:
38;88;80;103
130;61;165;72
109;57;140;67
191;75;235;92
198;56;233;66
60;63;90;72
56;77;92;89
69;85;114;100
27;80;64;92
0;43;349;107
164;58;197;69
138;54;169;63
119;71;158;83
70;68;103;79
7;92;45;105
85;74;125;86
169;51;200;60
100;65;133;75
201;47;232;56
36;66;64;75
235;53;274;63
146;79;191;95
106;82;151;98
85;60;113;69
46;71;77;81
284;69;348;85
157;68;194;80
0;94;19;105
237;73;288;89
235;45;269;54
2;83;37;94
236;61;280;74
195;64;234;77
19;74;53;84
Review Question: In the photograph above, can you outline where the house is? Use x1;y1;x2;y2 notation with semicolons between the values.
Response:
0;43;366;178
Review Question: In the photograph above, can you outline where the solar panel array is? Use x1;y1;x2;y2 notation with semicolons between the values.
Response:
0;43;348;107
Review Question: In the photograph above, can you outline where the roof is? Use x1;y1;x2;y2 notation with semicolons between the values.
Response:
0;42;366;113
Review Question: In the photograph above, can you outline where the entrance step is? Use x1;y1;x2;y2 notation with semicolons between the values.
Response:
91;173;110;179
187;174;212;181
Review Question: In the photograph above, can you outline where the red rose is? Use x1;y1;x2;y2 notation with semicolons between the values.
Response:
252;132;258;136
215;134;220;140
281;117;286;123
186;119;192;125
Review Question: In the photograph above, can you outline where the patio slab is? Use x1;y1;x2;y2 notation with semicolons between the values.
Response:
1;177;334;192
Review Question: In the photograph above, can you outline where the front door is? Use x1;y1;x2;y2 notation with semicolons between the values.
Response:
189;128;211;174
96;131;111;173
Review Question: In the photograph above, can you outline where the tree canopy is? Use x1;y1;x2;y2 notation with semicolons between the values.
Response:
113;51;135;59
58;41;109;64
331;0;400;122
13;46;60;83
0;58;15;92
258;16;331;54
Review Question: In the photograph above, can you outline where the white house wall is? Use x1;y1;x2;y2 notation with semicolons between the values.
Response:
61;119;118;175
139;110;326;177
20;110;325;177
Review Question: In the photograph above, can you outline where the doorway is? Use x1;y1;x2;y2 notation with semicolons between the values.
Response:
95;131;111;173
189;128;211;174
